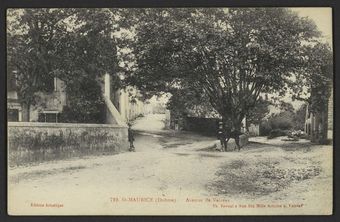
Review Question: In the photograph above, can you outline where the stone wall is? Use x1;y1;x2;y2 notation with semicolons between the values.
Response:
8;122;129;167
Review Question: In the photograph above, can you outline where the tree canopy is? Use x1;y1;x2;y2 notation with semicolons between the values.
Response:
7;9;124;122
291;42;333;112
125;8;323;130
7;8;332;127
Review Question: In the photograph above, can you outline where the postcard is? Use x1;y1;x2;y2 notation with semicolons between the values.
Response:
7;7;333;215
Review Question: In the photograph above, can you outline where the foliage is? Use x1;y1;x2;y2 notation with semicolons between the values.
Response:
271;104;295;130
7;9;72;120
287;130;306;140
292;104;307;130
166;83;217;118
246;98;271;127
260;102;307;136
60;77;106;123
259;121;272;136
292;43;333;112
8;126;125;167
267;129;288;139
125;8;320;130
270;112;293;130
7;9;123;122
8;8;331;127
55;9;119;122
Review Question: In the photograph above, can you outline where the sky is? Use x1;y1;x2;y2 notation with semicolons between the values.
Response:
291;7;333;45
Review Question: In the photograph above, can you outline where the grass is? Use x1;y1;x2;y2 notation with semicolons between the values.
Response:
207;141;323;199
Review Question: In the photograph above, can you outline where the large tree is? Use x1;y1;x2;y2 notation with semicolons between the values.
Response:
7;9;124;122
55;9;120;123
292;42;333;110
126;8;320;131
292;42;333;143
7;9;72;121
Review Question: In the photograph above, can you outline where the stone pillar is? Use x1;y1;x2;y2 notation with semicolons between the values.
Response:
104;73;111;99
18;109;22;122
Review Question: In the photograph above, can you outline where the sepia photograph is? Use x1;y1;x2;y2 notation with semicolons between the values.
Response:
7;7;333;215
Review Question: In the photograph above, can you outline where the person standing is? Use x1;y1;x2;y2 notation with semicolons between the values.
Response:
128;123;135;152
217;120;227;151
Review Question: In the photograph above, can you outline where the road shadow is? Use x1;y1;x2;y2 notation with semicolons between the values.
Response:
200;140;316;153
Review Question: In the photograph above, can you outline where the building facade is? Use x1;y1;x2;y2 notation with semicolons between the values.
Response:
7;75;67;123
7;72;145;125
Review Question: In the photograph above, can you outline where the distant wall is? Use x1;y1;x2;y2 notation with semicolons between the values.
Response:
8;122;129;167
248;123;260;136
116;88;145;122
328;86;333;130
183;117;218;136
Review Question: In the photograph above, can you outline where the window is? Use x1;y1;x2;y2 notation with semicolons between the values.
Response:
46;113;58;122
43;76;58;92
8;109;19;122
38;111;59;123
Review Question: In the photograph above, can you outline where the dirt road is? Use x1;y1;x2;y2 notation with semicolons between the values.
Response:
8;114;332;215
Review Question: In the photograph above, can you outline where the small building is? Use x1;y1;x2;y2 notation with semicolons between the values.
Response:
7;73;67;123
7;71;145;125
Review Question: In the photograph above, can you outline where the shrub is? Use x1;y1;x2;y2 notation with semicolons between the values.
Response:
259;121;272;136
137;113;144;118
269;115;293;130
59;78;106;124
267;129;287;139
293;104;307;130
288;130;306;138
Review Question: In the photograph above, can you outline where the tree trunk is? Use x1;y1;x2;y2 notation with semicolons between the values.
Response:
222;114;243;132
233;120;242;132
320;109;329;144
311;114;317;143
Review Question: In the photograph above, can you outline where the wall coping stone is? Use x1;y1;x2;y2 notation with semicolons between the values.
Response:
8;121;127;128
